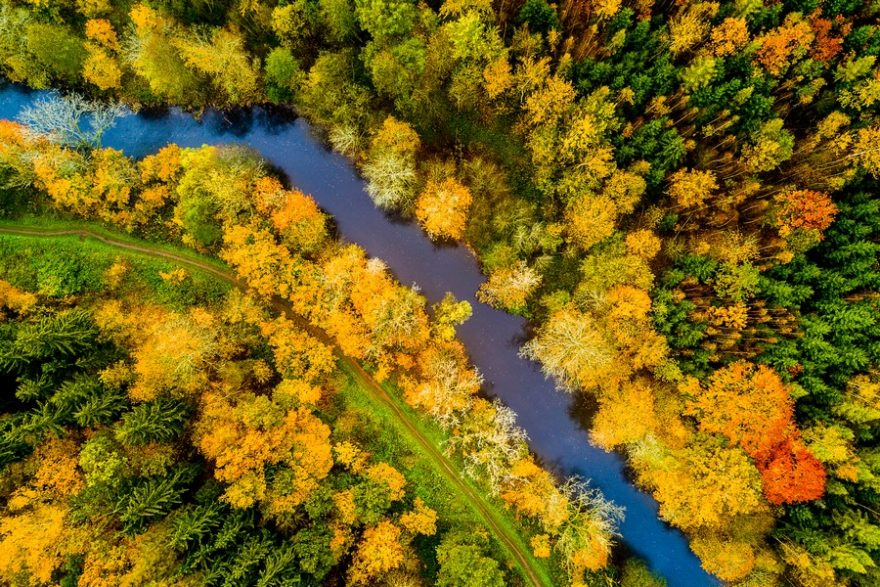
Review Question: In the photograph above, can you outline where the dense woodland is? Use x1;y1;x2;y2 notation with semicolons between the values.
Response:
0;121;630;586
0;0;878;585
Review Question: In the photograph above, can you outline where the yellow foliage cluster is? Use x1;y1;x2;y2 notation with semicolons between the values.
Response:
565;194;617;250
401;340;482;427
367;462;408;501
93;301;220;401
76;523;183;587
667;167;718;209
415;177;473;241
631;440;767;532
195;389;333;511
711;17;750;57
222;224;297;298
400;498;438;536
348;521;406;584
84;44;123;90
502;458;570;530
259;316;336;383
477;260;541;312
0;279;37;317
256;177;328;253
0;503;74;584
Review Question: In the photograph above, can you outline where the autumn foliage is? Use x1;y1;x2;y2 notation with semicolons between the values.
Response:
760;437;827;506
415;177;473;240
684;362;826;505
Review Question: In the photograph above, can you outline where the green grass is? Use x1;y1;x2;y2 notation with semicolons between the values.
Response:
0;230;229;308
0;215;230;274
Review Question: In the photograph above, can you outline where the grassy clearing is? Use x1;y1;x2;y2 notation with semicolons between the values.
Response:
0;215;230;274
0;231;229;308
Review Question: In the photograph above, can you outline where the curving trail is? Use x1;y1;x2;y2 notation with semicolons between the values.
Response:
0;224;550;587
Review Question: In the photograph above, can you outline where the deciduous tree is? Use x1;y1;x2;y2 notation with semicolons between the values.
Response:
415;177;473;240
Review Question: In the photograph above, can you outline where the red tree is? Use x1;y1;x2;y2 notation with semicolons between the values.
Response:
759;437;827;505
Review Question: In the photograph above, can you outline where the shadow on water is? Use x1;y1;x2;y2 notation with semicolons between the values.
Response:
569;392;600;433
0;84;719;587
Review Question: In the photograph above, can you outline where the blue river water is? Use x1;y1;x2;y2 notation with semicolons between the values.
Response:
0;84;718;587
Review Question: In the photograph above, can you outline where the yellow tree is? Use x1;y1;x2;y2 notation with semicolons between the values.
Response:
260;316;336;384
602;169;647;215
85;19;120;50
0;503;75;584
0;439;85;585
349;258;431;356
122;306;219;401
564;194;617;250
415;177;473;240
90;147;139;225
76;523;180;587
83;18;122;91
431;293;472;341
683;361;794;463
32;145;95;216
854;125;880;176
255;178;328;254
500;458;570;532
591;378;658;449
0;280;37;317
630;438;767;532
604;285;668;376
83;44;122;90
482;54;512;99
221;223;297;298
347;520;407;585
134;144;181;221
400;498;438;536
711;17;749;57
477;261;542;313
401;340;482;428
126;4;200;104
668;2;718;56
195;389;333;512
363;116;421;210
625;229;662;260
666;168;718;209
520;305;615;393
174;28;261;104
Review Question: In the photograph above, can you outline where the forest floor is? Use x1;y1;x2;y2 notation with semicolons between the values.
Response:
0;219;553;587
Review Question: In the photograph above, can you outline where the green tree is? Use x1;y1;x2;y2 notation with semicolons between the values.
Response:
436;532;506;587
25;23;86;85
264;47;303;104
354;0;418;43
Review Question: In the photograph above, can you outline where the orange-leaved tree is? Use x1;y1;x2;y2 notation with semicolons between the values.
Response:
683;361;826;504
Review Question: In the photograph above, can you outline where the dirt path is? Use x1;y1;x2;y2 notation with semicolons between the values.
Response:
0;224;549;587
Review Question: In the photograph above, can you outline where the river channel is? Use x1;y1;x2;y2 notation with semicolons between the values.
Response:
0;84;719;587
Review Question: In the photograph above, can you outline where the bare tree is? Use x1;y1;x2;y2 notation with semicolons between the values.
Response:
17;92;127;149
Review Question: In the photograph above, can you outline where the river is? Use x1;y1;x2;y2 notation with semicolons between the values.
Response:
0;84;718;587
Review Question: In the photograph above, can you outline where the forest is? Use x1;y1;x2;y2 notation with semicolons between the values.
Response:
0;0;878;585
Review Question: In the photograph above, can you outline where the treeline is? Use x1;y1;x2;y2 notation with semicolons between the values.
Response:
0;116;626;587
0;0;878;584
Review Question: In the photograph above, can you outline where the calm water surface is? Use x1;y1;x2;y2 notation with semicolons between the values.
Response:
0;85;718;587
